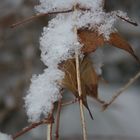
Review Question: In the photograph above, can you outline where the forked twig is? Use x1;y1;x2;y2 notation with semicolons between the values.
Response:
12;117;54;140
103;71;140;111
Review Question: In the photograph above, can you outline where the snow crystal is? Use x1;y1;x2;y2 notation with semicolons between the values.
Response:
0;132;12;140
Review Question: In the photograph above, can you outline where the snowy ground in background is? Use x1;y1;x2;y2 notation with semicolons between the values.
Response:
17;84;140;140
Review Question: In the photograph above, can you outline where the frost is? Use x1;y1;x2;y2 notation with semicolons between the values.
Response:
0;132;12;140
25;0;126;122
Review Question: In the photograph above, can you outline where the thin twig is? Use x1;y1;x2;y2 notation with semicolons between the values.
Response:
55;99;62;140
47;111;54;140
61;98;79;106
10;9;73;28
50;121;53;140
103;71;140;111
117;15;138;26
12;117;54;140
47;124;51;140
11;5;138;29
75;50;88;140
10;6;90;29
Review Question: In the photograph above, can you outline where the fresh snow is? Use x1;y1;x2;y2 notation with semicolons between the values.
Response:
25;0;129;122
0;132;12;140
25;68;64;122
35;0;103;13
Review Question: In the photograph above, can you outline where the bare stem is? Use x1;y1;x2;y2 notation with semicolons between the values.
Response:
117;15;138;26
12;117;53;140
61;98;79;106
73;3;87;140
47;111;54;140
103;70;140;111
55;99;62;140
47;124;52;140
10;9;73;28
75;50;87;140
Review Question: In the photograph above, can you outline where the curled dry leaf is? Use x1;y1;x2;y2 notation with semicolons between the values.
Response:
78;29;139;63
78;29;104;54
108;32;140;63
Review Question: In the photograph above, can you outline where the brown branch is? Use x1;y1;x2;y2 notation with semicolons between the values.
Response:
55;99;62;140
10;9;73;28
10;5;91;29
12;117;54;140
10;4;138;29
102;71;140;111
49;122;53;140
61;98;79;106
117;15;138;26
47;110;54;140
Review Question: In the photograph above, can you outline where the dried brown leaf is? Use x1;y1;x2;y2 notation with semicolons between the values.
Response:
60;56;100;119
78;29;139;62
60;59;78;98
108;32;140;62
61;57;99;99
78;30;104;54
80;56;98;98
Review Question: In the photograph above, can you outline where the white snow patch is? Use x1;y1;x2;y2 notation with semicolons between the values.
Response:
0;132;12;140
36;0;103;13
25;68;64;122
40;14;81;67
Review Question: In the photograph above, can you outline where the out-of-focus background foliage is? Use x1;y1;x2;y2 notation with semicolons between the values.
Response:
0;0;140;139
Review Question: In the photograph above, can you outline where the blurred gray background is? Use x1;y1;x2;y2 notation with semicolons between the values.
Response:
0;0;140;139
